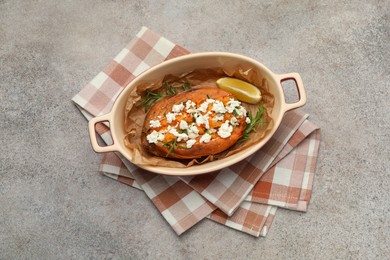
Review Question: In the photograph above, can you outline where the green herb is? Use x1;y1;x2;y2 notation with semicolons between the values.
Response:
239;104;265;141
138;91;165;111
138;82;192;111
182;82;192;91
206;94;210;99
165;82;178;96
178;129;187;134
163;139;177;157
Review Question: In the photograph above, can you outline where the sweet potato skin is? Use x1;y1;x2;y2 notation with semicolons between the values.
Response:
142;87;247;159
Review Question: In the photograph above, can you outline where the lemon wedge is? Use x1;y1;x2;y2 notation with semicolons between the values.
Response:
216;77;262;104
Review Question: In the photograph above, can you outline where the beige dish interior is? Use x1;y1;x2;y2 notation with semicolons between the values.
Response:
88;52;306;176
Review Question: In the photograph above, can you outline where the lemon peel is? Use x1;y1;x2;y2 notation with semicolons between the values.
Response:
216;77;261;104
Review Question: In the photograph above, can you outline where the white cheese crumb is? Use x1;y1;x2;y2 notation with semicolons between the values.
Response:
146;130;159;144
235;106;247;118
168;128;178;135
172;103;185;113
246;117;251;124
185;100;196;110
206;98;215;104
149;119;161;128
168;128;188;142
198;101;210;113
213;114;225;121
186;100;197;113
226;99;241;113
208;128;217;133
179;120;188;130
186;139;196;148
230;117;239;126
195;113;210;129
165;112;176;124
157;131;165;141
187;124;200;139
177;133;188;142
227;98;241;107
218;120;233;138
212;100;227;114
200;133;211;143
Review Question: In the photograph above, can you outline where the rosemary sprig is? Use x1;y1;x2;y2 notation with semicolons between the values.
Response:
138;91;165;111
165;82;178;95
239;104;265;141
182;82;192;91
163;139;177;157
138;82;192;111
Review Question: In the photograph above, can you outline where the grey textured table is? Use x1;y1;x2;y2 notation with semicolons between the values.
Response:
1;1;389;259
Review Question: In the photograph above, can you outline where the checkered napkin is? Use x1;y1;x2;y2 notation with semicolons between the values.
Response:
72;27;320;237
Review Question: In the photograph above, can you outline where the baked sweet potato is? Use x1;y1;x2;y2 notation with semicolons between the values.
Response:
141;87;248;159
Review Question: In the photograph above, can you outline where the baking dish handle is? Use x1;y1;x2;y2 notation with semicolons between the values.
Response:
88;113;118;153
277;73;307;112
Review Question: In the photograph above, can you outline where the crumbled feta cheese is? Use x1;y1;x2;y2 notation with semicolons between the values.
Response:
157;131;165;141
213;114;225;121
186;139;196;148
168;128;188;142
208;128;217;133
165;112;176;124
212;100;227;114
172;103;185;113
185;100;196;110
226;99;243;114
230;117;239;126
149;119;161;128
206;98;215;104
179;120;188;130
218;120;233;138
198;101;210;113
246;117;251;124
168;128;179;135
200;133;211;143
187;124;200;139
195;113;210;129
188;132;198;139
226;106;235;113
227;98;241;108
177;133;188;142
186;100;197;113
146;130;159;144
235;106;247;118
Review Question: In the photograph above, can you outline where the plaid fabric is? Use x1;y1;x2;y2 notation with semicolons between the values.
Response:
179;110;309;216
208;203;278;237
246;120;321;211
72;27;321;237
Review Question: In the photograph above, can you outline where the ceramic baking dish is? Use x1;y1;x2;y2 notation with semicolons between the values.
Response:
88;52;306;175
